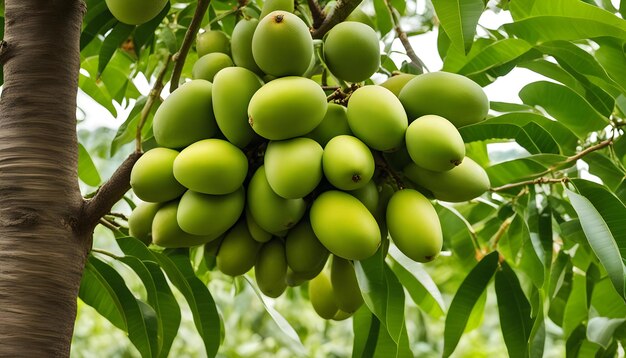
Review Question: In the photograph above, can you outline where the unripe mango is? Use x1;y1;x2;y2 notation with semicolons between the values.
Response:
286;269;309;287
265;138;323;199
245;208;273;243
324;22;380;83
130;148;185;202
212;67;263;148
173;139;248;195
152;201;218;248
255;239;288;298
105;0;167;25
259;0;294;18
247;166;307;233
349;179;379;214
128;202;162;245
192;53;233;82
252;11;313;77
285;219;329;277
332;310;354;321
231;19;264;74
386;189;442;262
310;190;381;260
405;115;465;172
216;219;261;276
380;74;415;97
403;157;490;202
177;187;245;236
308;271;339;319
306;103;353;147
153;80;217;148
399;71;489;127
323;135;374;190
347;86;408;151
196;30;230;57
248;76;327;140
330;256;363;313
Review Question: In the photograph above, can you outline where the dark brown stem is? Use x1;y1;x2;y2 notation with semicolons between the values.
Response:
99;218;120;232
307;0;326;29
169;0;211;92
384;0;428;73
107;212;129;221
311;0;363;39
136;55;171;152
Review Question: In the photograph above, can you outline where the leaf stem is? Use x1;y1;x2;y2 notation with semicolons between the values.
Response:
135;55;171;152
384;0;428;73
91;248;122;260
491;177;569;192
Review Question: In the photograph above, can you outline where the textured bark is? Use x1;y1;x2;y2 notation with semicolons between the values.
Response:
0;1;87;356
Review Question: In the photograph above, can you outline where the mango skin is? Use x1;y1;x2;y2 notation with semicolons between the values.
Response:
285;219;329;277
308;271;339;319
231;19;264;74
349;179;379;214
323;135;374;190
380;74;415;97
196;30;230;57
264;138;323;199
128;202;162;245
324;22;380;83
259;0;294;18
386;189;442;263
405;114;465;172
399;71;489;127
177;187;245;236
153;80;217;149
310;190;381;260
248;76;327;140
255;239;288;298
247;166;307;233
403;157;490;202
245;208;273;243
152;201;218;248
330;256;363;313
305;103;353;147
332;310;354;321
252;11;313;77
173;139;248;195
105;0;167;25
216;219;261;276
192;53;233;82
130;148;186;203
347;85;408;151
212;67;263;148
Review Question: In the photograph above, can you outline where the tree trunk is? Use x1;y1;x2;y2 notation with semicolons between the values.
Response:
0;1;88;356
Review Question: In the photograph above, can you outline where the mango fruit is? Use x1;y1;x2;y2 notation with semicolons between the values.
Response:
324;22;380;83
105;0;167;25
305;103;353;147
308;271;339;319
216;219;260;276
264;138;324;199
255;239;288;298
310;190;380;260
192;53;233;82
130;148;185;202
128;202;162;245
349;179;379;214
248;76;327;140
259;0;294;18
153;80;217;148
245;208;273;243
380;74;415;97
405;114;465;172
399;71;489;127
231;19;264;74
285;219;329;278
386;189;442;262
173;139;248;195
176;187;245;236
196;30;230;57
330;256;363;313
322;135;374;190
152;201;217;248
332;310;354;321
252;11;313;77
347;85;408;151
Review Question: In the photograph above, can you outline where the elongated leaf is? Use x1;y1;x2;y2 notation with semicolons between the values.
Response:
431;0;484;53
587;317;626;348
77;142;101;186
80;3;115;51
98;22;135;76
133;3;170;57
595;38;626;91
458;38;533;76
563;273;588;339
79;259;127;331
443;251;499;357
528;287;546;357
373;0;393;36
352;308;380;358
584;152;626;190
486;154;568;188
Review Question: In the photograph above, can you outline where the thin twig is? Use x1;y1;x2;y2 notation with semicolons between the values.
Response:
490;215;514;250
169;0;211;93
98;218;120;232
136;55;171;152
107;212;129;221
384;0;428;73
307;0;326;29
491;177;569;192
92;248;122;259
311;0;363;39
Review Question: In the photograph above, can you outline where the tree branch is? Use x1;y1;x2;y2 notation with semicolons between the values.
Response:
311;0;363;39
491;177;569;192
384;0;428;73
136;55;171;152
169;0;211;93
308;0;326;29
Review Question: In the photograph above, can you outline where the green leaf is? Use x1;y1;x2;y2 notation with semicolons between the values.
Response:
431;0;485;53
80;3;115;51
563;273;588;338
587;317;626;348
595;38;626;91
528;288;546;357
373;0;393;36
98;22;135;76
584;152;626;190
458;38;533;76
133;3;171;57
77;142;101;186
79;259;127;331
495;261;533;358
443;251;499;358
351;308;412;358
486;154;568;188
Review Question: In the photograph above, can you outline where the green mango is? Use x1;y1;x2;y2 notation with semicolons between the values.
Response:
245;208;273;243
216;219;260;276
153;80;217;148
264;138;324;199
204;235;223;257
212;67;263;148
285;219;329;277
349;179;378;214
255;239;288;298
285;268;309;287
324;22;380;83
128;202;162;245
152;201;218;248
259;0;294;18
247;166;307;233
248;76;327;140
322;135;374;190
173;139;248;195
252;11;313;77
332;310;353;321
231;19;264;74
130;148;186;202
380;74;415;97
405;114;465;172
176;187;244;236
386;189;442;262
403;158;490;202
330;256;363;313
305;103;352;147
105;0;168;25
399;71;489;127
196;30;230;57
310;190;381;260
192;53;233;82
308;271;339;319
347;85;408;151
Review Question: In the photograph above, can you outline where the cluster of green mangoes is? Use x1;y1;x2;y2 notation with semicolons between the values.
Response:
126;3;491;320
